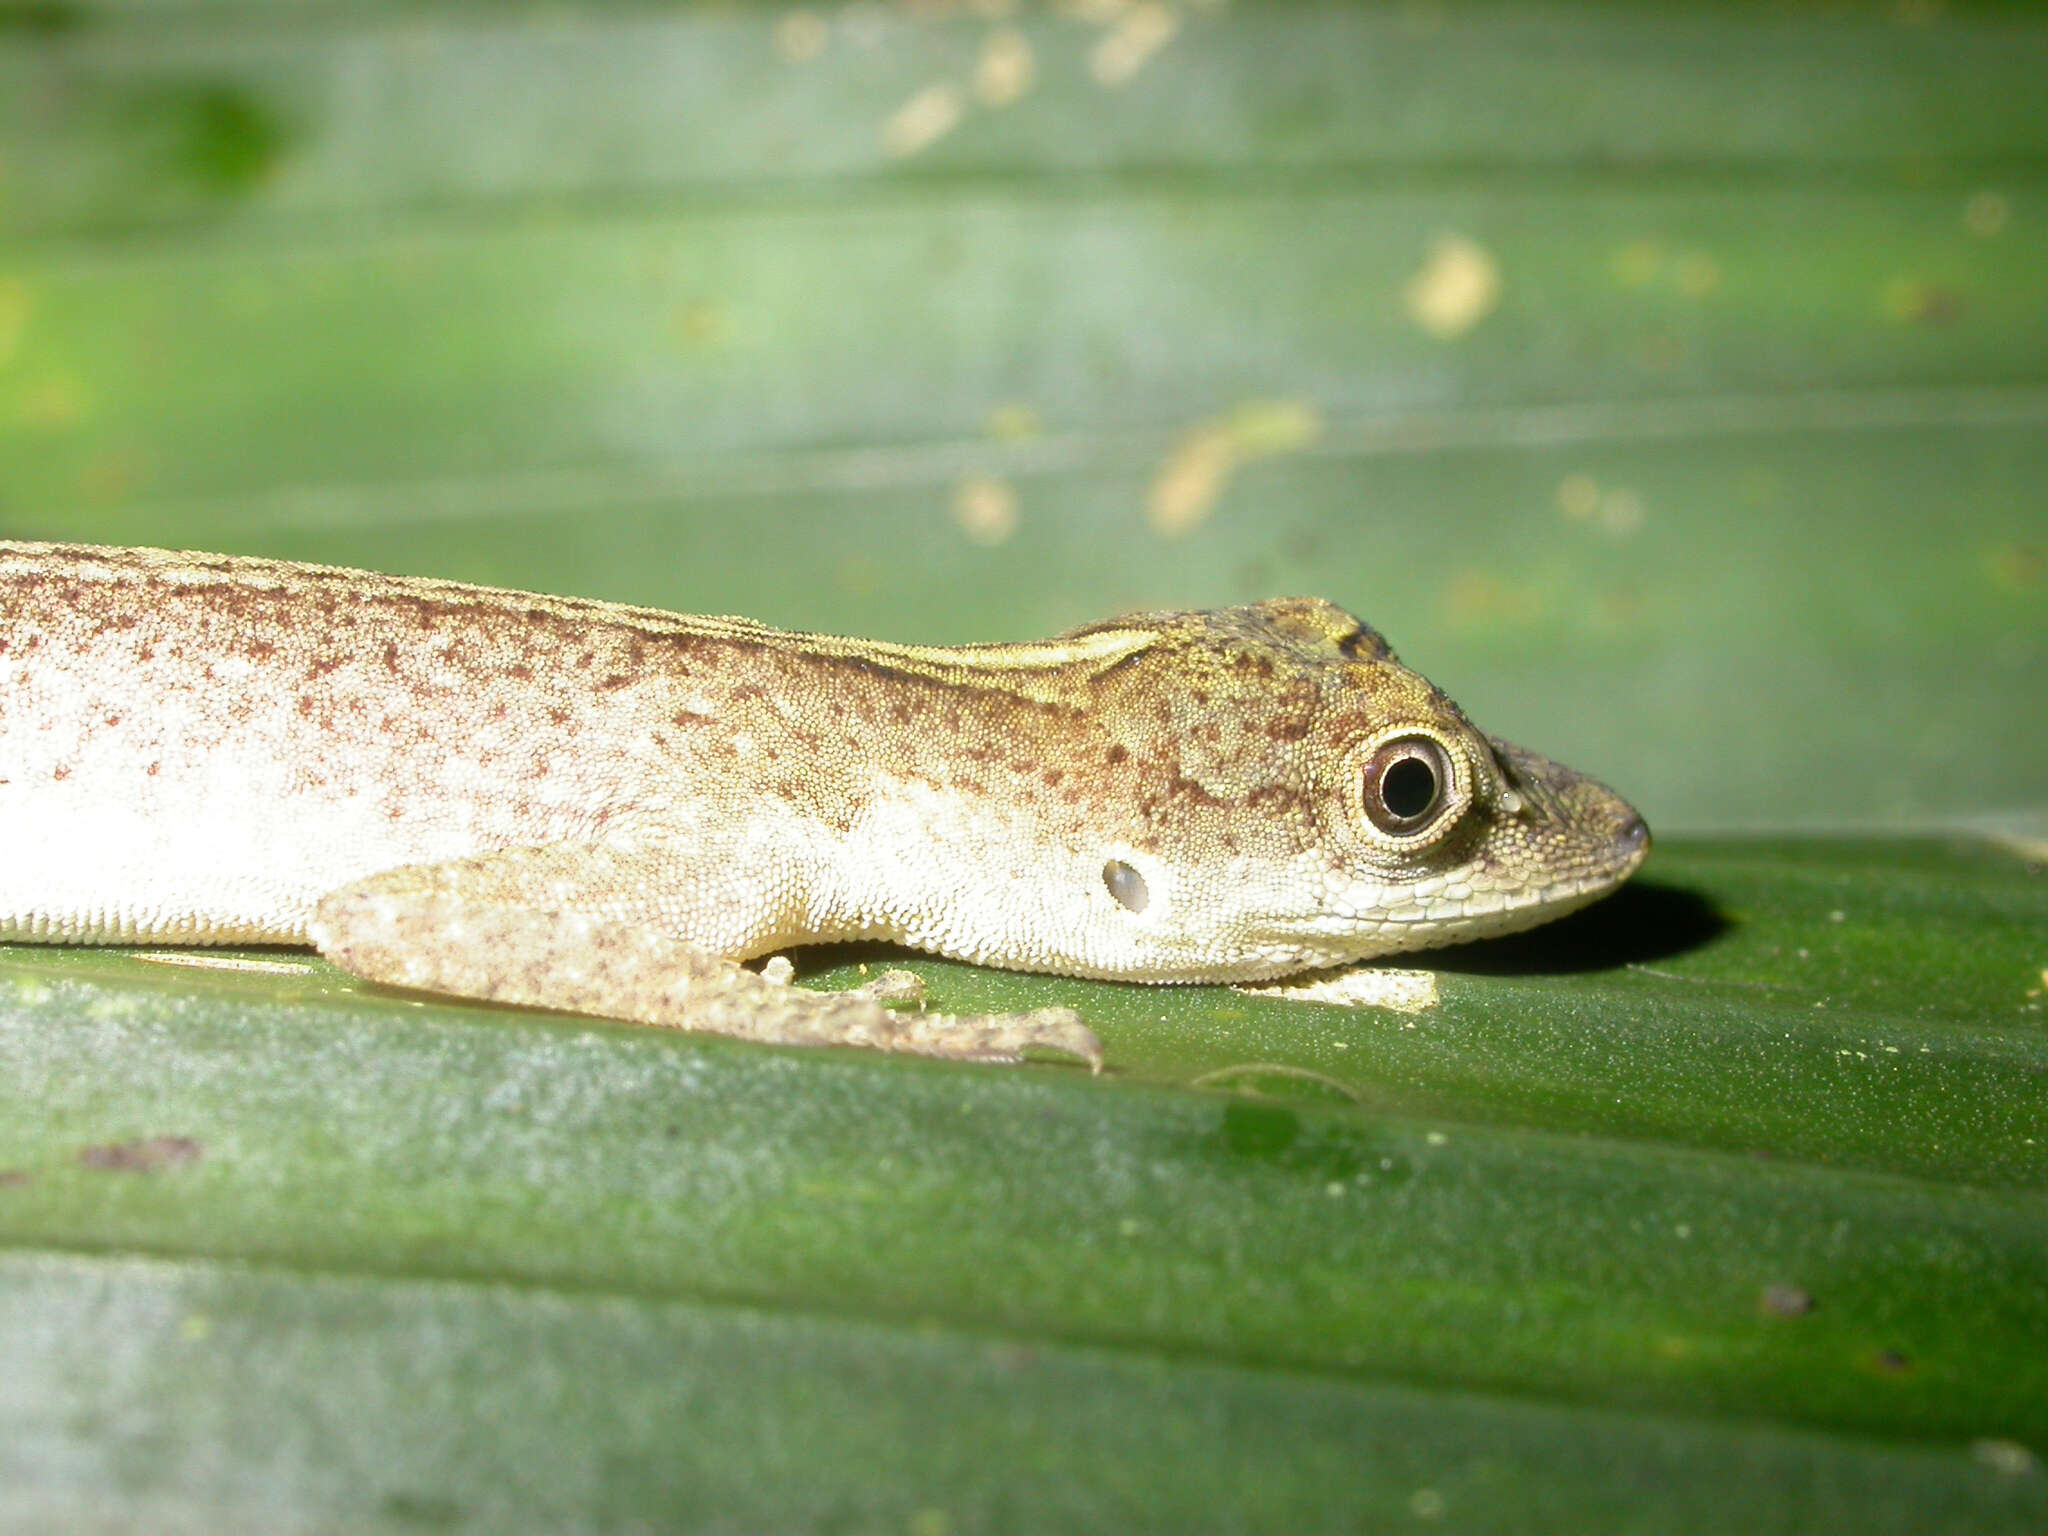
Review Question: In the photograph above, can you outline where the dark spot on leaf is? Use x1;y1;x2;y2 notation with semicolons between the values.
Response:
379;1492;465;1528
0;0;85;35
0;1169;32;1188
78;1136;203;1172
173;84;288;192
1219;1101;1299;1159
1870;1349;1913;1376
1195;1102;1378;1183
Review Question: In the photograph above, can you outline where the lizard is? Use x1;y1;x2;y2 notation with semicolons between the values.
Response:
0;541;1650;1070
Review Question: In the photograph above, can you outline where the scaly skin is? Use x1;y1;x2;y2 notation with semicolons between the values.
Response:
0;543;1648;1066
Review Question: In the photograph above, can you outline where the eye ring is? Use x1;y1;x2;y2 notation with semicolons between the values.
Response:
1360;735;1454;837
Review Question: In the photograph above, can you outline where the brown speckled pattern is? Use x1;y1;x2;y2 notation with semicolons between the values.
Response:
0;542;1647;1060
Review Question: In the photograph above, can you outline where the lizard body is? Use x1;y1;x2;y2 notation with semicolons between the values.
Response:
0;542;1648;1066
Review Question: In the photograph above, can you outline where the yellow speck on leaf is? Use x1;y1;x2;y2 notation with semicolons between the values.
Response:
1405;235;1500;339
983;401;1041;441
1555;473;1644;535
1149;427;1233;538
181;1313;213;1341
1894;0;1944;23
837;553;883;598
669;300;729;349
1091;1;1179;87
908;1509;951;1536
1881;277;1962;326
975;26;1035;107
774;10;828;63
881;83;965;158
952;475;1019;546
1409;1488;1447;1520
1612;240;1662;287
1441;569;1548;628
1965;190;2010;238
1147;398;1322;538
1557;473;1601;522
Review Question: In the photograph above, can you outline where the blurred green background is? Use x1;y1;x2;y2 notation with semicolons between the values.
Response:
4;1;2047;1531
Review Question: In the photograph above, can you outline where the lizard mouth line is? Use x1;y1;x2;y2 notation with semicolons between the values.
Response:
1329;854;1648;934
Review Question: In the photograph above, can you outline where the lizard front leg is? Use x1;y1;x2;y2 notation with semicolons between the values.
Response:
305;842;1102;1069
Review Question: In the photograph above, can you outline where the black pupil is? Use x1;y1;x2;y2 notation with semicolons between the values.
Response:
1381;754;1439;821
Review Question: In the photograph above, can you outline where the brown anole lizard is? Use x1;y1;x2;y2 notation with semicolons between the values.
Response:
0;542;1649;1069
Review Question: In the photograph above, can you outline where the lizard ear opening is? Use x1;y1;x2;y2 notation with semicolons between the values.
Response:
1102;859;1151;914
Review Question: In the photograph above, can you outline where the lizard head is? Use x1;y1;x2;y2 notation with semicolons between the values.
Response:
1069;597;1650;979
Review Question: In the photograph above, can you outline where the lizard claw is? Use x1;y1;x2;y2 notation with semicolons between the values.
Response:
989;1007;1104;1074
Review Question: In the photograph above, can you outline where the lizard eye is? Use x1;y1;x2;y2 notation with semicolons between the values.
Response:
1361;736;1452;836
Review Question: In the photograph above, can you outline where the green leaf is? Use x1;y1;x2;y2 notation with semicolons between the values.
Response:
3;837;2046;1529
5;0;2047;1526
